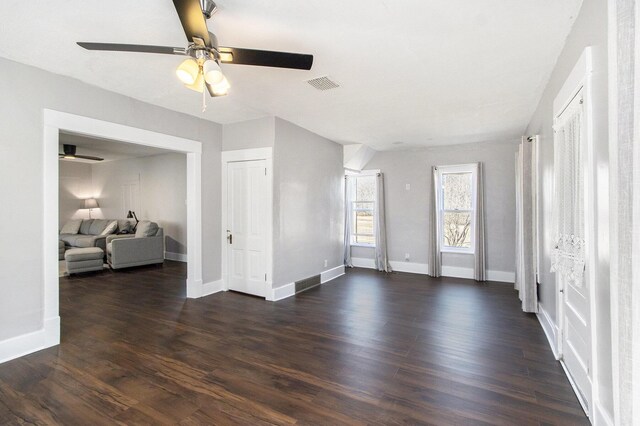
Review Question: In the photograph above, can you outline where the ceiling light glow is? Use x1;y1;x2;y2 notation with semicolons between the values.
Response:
176;59;199;85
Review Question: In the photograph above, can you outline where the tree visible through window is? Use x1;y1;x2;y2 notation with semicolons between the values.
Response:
438;165;476;252
351;175;375;245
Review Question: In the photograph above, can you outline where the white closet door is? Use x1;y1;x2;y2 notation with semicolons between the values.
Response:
226;160;267;297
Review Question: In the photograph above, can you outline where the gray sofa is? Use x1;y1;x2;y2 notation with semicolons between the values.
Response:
59;219;135;260
106;221;164;269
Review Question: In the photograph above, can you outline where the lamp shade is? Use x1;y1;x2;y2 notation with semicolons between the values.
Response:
83;198;99;209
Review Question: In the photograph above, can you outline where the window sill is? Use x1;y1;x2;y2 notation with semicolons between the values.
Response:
351;243;376;248
440;248;474;254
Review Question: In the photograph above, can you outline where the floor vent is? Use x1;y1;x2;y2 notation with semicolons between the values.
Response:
306;76;340;91
295;274;321;293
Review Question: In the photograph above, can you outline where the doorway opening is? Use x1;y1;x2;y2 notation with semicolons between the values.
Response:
44;110;204;348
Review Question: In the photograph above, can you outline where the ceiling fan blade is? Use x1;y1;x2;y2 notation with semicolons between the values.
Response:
172;0;211;46
75;154;104;161
77;42;186;55
218;47;313;70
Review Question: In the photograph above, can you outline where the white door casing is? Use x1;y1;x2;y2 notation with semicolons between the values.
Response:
227;160;267;297
552;47;597;417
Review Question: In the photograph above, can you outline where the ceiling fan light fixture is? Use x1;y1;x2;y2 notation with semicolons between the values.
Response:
203;59;224;85
211;76;230;96
184;72;205;93
176;59;199;85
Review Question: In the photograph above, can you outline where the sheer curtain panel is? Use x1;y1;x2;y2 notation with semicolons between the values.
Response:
515;140;538;312
343;175;353;267
374;173;392;272
610;0;640;423
474;162;486;281
428;166;442;277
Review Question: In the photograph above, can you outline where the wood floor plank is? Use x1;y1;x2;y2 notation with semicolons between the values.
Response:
0;262;589;424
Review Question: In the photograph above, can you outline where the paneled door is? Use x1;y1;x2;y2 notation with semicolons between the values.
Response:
226;160;267;297
555;88;592;412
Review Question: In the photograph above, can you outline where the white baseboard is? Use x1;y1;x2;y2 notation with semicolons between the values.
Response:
321;265;345;283
201;280;225;297
536;303;560;360
350;257;515;283
0;316;60;365
164;251;187;262
268;265;346;302
267;283;295;302
594;401;614;426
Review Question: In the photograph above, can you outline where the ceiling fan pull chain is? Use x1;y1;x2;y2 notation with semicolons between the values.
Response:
202;85;207;112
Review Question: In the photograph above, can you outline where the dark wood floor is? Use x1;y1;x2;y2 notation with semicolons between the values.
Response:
0;262;588;425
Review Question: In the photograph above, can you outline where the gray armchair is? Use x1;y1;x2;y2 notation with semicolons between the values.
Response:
106;221;164;269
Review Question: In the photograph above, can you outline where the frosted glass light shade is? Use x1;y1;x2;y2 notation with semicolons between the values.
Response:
184;72;205;93
176;59;199;85
203;60;224;85
83;198;99;209
211;76;230;96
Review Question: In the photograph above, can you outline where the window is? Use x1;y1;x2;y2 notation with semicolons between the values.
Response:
438;164;477;253
349;173;376;246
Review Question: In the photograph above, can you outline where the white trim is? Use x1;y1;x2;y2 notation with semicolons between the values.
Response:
221;147;274;297
559;358;590;417
165;252;188;262
37;110;206;364
594;401;614;426
392;260;430;275
537;303;560;360
350;258;514;283
267;283;295;302
201;280;225;297
321;265;345;283
552;47;597;418
0;316;60;364
345;168;380;176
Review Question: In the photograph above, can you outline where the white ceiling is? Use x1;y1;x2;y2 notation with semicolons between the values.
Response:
59;132;176;163
0;0;582;150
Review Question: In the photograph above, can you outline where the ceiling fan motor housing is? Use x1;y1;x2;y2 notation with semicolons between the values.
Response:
200;0;217;19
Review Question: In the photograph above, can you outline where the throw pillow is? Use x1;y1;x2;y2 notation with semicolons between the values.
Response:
89;219;110;235
60;219;82;234
135;221;159;238
79;219;93;235
100;220;118;236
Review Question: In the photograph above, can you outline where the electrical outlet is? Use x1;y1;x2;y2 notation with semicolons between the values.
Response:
405;253;410;261
324;259;328;268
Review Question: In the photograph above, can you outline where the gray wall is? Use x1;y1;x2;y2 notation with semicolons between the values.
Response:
91;153;187;255
273;118;344;286
58;161;93;228
0;57;222;342
222;116;274;151
524;0;612;417
351;140;519;275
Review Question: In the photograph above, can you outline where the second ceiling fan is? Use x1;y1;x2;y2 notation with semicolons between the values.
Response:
77;0;314;99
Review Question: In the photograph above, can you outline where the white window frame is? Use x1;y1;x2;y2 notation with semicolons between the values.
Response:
347;169;379;247
437;164;477;254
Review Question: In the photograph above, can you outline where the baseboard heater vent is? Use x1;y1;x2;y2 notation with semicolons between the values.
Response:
295;274;321;294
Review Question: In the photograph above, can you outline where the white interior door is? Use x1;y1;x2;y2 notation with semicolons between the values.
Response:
226;160;267;297
556;91;591;411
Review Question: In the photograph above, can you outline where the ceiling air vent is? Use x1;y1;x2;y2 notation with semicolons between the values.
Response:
306;76;340;91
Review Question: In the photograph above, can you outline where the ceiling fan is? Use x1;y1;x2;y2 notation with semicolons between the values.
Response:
77;0;313;102
59;144;104;162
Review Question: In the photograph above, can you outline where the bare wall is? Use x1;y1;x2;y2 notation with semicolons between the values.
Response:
351;140;519;275
272;118;344;286
58;161;93;228
0;57;222;343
